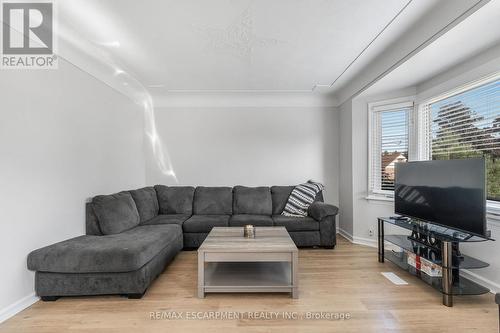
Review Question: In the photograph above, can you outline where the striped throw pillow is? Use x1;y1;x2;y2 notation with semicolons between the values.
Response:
282;181;325;217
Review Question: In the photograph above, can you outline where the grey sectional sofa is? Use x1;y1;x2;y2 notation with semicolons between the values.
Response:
27;185;339;301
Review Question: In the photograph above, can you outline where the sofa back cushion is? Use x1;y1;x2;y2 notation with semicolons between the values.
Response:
271;185;324;215
129;187;159;222
271;186;295;215
155;185;195;214
233;186;272;215
86;202;102;235
193;187;232;215
92;192;140;235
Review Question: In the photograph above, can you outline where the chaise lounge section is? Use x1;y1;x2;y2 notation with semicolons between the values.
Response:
27;185;339;300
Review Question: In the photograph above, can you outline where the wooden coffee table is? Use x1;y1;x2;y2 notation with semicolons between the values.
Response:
197;226;299;298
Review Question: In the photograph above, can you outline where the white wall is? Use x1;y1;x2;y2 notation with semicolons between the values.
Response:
0;59;146;321
338;102;353;235
146;106;340;205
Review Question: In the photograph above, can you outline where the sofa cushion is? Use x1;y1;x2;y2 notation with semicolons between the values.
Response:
183;215;229;233
27;224;182;273
193;187;232;215
272;215;319;232
129;187;159;222
142;214;190;226
155;185;195;215
233;186;272;215
230;214;273;227
92;192;140;235
271;186;295;215
183;232;209;248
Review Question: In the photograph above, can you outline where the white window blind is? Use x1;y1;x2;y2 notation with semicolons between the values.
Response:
369;101;413;195
420;78;500;202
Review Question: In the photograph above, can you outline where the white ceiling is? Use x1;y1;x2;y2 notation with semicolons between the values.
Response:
52;0;494;104
57;0;425;94
361;0;500;97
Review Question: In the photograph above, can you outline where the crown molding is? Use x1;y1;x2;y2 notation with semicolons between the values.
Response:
151;91;338;108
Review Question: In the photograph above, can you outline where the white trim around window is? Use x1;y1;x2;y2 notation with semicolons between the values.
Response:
367;96;415;198
418;71;500;106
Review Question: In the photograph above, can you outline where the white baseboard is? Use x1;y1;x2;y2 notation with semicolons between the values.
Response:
352;235;377;248
461;269;500;294
337;228;353;242
337;228;377;248
0;293;39;324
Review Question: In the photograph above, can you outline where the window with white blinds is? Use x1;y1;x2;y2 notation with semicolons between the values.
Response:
368;101;413;195
420;77;500;202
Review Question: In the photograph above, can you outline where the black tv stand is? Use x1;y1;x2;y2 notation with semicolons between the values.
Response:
377;217;494;307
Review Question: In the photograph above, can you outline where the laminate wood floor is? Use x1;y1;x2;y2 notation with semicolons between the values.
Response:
1;236;497;333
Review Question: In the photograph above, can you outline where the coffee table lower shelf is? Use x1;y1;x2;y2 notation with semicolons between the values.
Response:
202;262;293;294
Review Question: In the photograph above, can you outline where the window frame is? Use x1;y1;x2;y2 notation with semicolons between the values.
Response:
367;96;416;198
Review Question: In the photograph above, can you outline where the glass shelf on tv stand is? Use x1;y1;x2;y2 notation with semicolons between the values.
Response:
377;217;494;307
384;250;489;296
378;217;494;243
384;234;489;269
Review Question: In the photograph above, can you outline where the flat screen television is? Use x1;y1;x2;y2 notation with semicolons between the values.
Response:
394;158;487;237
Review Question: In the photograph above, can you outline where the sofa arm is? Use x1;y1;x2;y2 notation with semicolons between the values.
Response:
308;202;339;221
